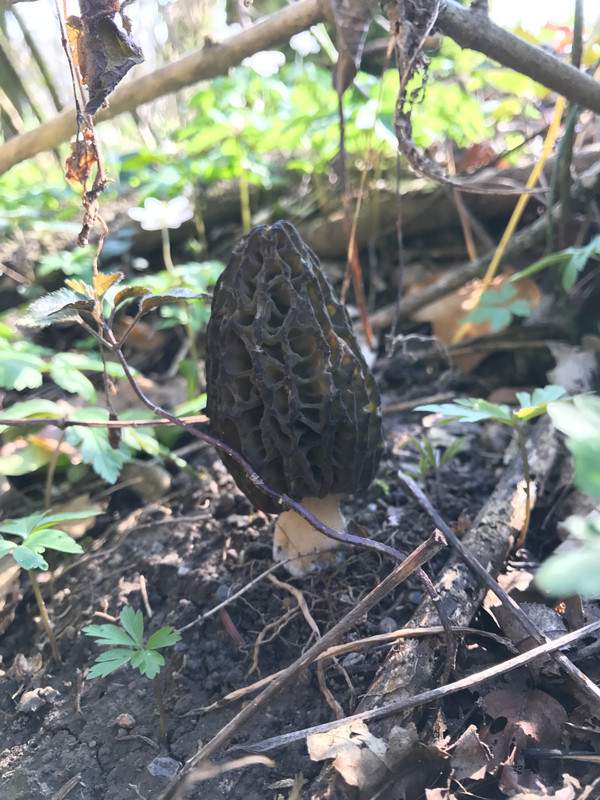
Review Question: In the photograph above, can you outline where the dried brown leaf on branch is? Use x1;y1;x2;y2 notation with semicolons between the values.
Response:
332;0;374;96
67;0;144;115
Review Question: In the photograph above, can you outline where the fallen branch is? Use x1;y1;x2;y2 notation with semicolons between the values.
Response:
2;0;600;174
305;417;600;797
369;155;600;332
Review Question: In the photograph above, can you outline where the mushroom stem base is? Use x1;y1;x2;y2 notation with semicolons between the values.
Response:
273;495;345;577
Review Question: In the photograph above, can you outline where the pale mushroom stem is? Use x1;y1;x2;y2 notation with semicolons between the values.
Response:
273;494;345;577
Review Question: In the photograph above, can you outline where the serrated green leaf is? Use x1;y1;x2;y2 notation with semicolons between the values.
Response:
66;410;131;483
146;626;182;650
83;623;139;647
130;649;165;679
0;399;62;433
26;288;94;327
12;544;47;570
87;649;137;678
120;606;144;647
0;350;45;390
50;355;97;401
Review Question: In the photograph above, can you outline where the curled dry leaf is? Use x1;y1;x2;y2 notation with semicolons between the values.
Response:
67;0;144;115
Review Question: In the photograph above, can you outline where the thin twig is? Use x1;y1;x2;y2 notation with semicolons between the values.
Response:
157;532;446;800
397;471;600;706
239;618;600;753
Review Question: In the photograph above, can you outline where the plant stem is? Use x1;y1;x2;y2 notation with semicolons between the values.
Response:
154;675;166;740
513;420;532;549
239;163;251;232
28;569;61;662
161;226;199;394
161;226;175;274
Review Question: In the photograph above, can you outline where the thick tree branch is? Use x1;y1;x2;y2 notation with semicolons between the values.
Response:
1;0;599;175
440;0;600;113
0;0;331;175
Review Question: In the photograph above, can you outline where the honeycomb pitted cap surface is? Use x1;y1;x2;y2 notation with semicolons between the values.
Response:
205;221;382;514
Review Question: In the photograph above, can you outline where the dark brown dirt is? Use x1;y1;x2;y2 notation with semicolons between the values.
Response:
0;356;504;800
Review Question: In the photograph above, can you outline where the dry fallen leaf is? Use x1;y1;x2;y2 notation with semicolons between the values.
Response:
410;270;541;371
481;688;567;795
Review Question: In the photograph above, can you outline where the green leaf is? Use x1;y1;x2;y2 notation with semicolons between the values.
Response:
0;512;46;537
0;349;45;390
82;623;139;647
0;399;62;433
415;398;512;424
12;544;47;570
568;439;600;500
146;626;182;650
548;395;600;440
0;538;16;559
50;355;97;402
120;606;144;648
66;409;131;484
536;545;600;598
24;528;84;555
28;509;102;530
87;649;137;678
130;649;165;679
25;288;94;327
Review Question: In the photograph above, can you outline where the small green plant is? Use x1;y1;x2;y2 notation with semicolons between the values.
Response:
37;246;97;279
0;509;98;660
415;385;567;546
509;233;600;293
536;395;600;598
84;606;181;737
461;283;532;332
410;433;466;481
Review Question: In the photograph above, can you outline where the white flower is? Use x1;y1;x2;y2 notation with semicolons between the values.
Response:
242;50;285;77
128;196;194;231
290;31;320;57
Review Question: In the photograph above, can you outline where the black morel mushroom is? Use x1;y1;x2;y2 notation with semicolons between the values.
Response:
205;221;382;576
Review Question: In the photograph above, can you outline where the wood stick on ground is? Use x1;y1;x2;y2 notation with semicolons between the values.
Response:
156;531;447;800
304;417;600;798
240;618;600;753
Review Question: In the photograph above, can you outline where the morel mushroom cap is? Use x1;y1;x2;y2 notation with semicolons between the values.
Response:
205;221;382;575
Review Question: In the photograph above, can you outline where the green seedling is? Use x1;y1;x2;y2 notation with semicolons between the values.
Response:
410;433;466;481
409;433;466;506
415;385;567;547
509;233;600;293
0;509;97;660
536;394;600;598
84;606;181;738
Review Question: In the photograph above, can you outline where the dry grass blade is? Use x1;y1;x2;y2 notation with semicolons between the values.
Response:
172;755;274;798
